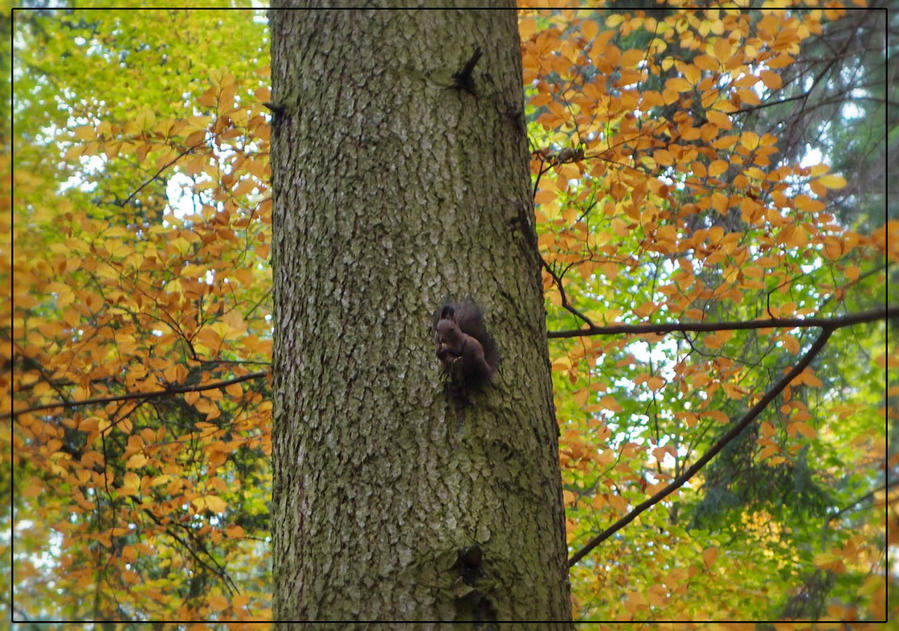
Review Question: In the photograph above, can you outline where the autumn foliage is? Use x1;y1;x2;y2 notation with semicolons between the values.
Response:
8;3;895;624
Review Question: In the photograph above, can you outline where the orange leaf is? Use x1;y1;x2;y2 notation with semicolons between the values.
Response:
706;110;731;130
126;453;148;469
759;70;783;90
694;54;719;71
621;48;644;69
665;77;692;92
534;189;556;205
653;149;674;166
208;594;229;612
759;444;779;460
790;421;817;440
712;38;731;63
708;160;728;177
782;334;800;355
767;53;794;68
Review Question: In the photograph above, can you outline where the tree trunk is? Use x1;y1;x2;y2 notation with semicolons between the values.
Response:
270;5;571;625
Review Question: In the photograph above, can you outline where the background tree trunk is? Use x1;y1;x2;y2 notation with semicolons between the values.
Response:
270;5;571;625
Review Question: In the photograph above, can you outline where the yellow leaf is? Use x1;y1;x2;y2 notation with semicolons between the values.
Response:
73;125;96;140
64;145;85;160
120;473;140;497
126;453;148;469
857;574;883;598
740;131;760;150
813;551;842;569
818;174;847;189
191;495;226;513
151;474;172;487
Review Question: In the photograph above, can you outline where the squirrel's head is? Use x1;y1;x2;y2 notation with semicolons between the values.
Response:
435;318;462;363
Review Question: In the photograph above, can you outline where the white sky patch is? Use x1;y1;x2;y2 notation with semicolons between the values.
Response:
800;146;823;169
166;172;201;220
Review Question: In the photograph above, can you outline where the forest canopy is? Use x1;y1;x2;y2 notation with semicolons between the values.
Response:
7;2;895;624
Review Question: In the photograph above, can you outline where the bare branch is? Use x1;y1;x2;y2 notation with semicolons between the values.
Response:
6;371;268;420
548;307;893;339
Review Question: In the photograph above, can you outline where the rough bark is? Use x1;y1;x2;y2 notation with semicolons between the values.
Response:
270;5;571;626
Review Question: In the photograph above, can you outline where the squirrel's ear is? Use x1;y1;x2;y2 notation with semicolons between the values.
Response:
440;305;455;320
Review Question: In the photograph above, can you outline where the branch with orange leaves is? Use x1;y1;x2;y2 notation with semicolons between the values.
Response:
567;323;836;568
5;371;268;420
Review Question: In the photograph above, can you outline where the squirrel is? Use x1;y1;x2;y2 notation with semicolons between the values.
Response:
433;300;499;389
